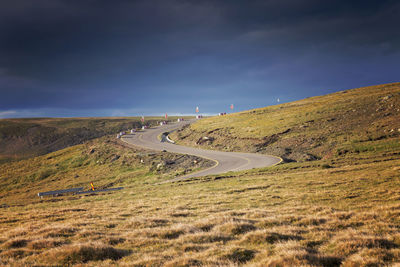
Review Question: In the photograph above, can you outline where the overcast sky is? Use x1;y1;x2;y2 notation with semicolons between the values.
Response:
1;0;399;118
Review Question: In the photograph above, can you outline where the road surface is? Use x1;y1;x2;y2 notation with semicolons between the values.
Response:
121;120;281;181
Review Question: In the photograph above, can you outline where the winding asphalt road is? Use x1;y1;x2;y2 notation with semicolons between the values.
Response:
121;120;281;181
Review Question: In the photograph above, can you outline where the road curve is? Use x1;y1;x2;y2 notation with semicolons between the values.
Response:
121;120;281;181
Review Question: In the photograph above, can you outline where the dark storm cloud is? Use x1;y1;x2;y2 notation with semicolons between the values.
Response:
0;0;399;117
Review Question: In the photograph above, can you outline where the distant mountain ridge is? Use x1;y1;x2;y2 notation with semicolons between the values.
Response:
0;117;159;163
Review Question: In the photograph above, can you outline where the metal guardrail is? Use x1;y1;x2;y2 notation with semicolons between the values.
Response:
166;135;175;144
38;187;84;197
75;187;124;195
37;187;124;197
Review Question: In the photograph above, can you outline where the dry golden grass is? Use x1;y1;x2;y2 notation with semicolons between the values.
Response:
0;146;399;265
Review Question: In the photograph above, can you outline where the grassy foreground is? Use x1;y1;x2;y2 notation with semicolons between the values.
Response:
0;139;399;266
0;83;400;266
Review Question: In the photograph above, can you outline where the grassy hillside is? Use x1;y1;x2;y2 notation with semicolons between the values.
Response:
0;136;399;266
0;136;212;205
171;83;400;162
0;83;399;266
0;116;184;163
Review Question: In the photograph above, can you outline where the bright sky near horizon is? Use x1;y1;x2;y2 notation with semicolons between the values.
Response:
1;0;399;118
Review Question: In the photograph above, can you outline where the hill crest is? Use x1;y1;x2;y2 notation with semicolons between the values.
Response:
171;82;400;162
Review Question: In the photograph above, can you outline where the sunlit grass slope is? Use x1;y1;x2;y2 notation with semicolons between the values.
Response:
172;82;400;162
